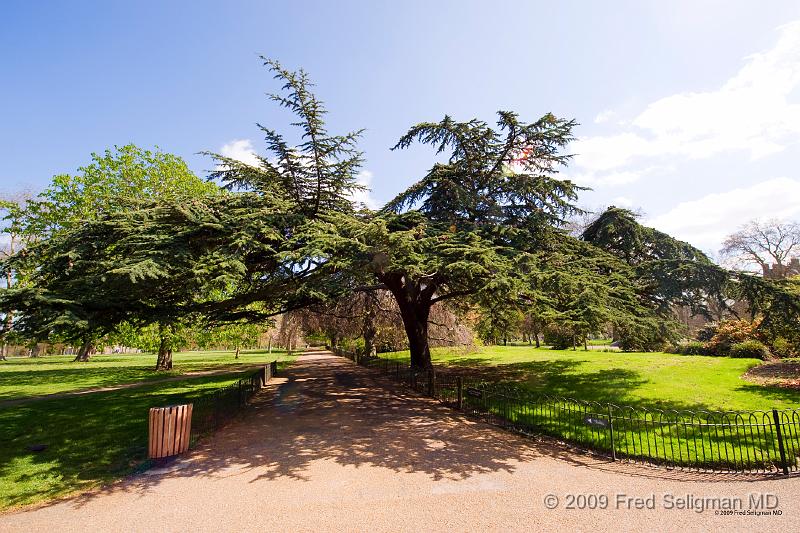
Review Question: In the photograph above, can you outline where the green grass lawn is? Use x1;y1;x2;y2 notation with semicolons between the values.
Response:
379;346;800;470
0;349;293;401
382;345;800;412
0;355;295;512
587;338;614;346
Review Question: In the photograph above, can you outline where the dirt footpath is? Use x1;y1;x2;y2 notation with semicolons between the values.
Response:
2;350;798;532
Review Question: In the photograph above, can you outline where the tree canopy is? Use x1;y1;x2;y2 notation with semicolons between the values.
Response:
2;59;799;370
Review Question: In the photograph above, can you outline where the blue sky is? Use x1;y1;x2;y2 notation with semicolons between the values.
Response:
3;1;800;256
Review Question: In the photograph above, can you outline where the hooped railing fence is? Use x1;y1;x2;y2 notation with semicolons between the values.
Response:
331;348;799;475
174;360;278;448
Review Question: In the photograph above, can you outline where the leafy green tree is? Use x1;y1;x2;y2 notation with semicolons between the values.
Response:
1;145;219;362
23;144;218;239
582;207;800;350
476;304;522;345
196;322;264;358
1;192;288;368
526;236;665;351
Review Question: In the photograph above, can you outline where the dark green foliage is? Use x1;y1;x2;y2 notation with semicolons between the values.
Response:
583;207;726;319
5;59;799;375
542;325;573;350
582;207;710;266
729;340;770;359
385;112;583;231
370;112;586;366
734;275;800;353
205;58;365;216
582;207;800;351
0;193;290;354
674;341;711;356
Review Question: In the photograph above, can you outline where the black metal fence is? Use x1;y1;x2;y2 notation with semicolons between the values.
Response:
183;360;278;446
332;348;799;475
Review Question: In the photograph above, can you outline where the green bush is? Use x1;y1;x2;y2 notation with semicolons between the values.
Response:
676;341;710;356
543;326;573;350
770;337;795;358
729;340;771;360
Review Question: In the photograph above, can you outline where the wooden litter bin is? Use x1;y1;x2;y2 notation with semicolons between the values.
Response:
148;404;193;459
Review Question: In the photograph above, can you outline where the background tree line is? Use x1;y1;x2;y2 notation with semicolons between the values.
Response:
2;58;799;369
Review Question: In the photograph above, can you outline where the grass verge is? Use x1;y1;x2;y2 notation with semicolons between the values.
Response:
0;350;292;400
0;358;294;512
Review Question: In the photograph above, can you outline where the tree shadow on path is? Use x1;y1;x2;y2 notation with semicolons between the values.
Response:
45;351;790;514
57;352;598;509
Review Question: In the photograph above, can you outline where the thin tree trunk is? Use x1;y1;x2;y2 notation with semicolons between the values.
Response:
3;269;13;361
155;326;173;370
234;345;240;359
73;340;93;362
363;296;378;358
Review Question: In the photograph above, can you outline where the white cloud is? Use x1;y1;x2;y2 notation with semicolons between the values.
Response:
572;21;800;180
569;169;643;188
611;196;634;208
568;165;670;188
220;139;261;167
571;133;653;172
351;170;379;209
593;109;615;124
645;177;800;253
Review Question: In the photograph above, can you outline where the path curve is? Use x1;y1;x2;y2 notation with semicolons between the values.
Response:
2;350;798;532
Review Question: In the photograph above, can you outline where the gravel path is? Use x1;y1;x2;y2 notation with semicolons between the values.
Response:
2;350;798;532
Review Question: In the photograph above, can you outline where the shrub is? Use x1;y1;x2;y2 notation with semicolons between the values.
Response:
770;337;795;358
543;325;573;350
729;340;771;360
707;318;761;355
614;319;680;352
676;341;710;356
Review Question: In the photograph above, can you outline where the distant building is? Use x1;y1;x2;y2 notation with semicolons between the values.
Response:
763;257;800;280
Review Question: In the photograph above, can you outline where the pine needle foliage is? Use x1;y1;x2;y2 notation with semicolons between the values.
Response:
205;58;365;215
384;111;584;231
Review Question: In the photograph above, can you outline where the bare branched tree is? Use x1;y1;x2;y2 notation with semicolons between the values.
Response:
720;218;800;276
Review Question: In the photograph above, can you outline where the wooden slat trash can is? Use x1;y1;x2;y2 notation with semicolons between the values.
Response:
148;404;193;459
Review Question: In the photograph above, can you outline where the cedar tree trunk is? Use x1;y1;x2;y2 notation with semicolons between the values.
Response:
155;331;173;370
382;273;434;369
73;340;93;362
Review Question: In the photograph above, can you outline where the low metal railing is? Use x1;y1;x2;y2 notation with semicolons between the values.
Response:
154;361;278;448
332;347;799;475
